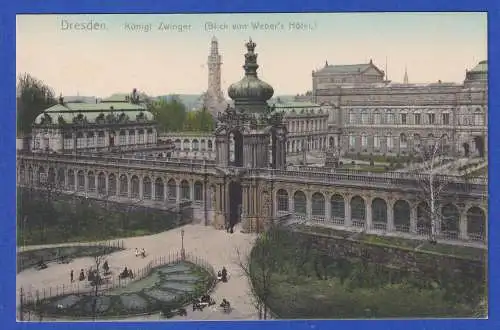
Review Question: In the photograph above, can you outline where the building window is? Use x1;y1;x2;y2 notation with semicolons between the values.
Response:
400;133;407;148
147;129;153;143
119;131;126;145
129;130;136;144
361;112;369;124
349;111;356;124
387;134;393;149
374;112;381;124
97;131;105;146
374;136;380;148
401;113;407;125
349;134;356;147
138;129;145;144
87;132;94;147
474;110;483;126
361;134;367;147
414;113;421;125
428;113;435;124
442;113;450;125
76;133;85;148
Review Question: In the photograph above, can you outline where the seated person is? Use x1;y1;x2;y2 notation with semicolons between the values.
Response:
103;261;109;273
221;267;228;282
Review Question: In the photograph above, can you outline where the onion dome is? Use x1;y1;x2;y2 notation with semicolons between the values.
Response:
228;38;274;113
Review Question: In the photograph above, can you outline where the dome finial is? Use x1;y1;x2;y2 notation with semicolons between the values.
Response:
243;37;259;76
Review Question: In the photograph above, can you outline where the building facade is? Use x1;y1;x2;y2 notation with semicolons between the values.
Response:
312;60;488;158
31;89;158;153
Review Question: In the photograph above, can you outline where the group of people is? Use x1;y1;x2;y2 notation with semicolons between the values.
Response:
134;248;147;258
119;266;134;279
217;267;228;283
71;260;110;283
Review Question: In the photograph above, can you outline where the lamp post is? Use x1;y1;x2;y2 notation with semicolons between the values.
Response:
180;228;185;260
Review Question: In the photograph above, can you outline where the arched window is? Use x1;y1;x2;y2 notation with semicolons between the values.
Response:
372;198;387;230
154;178;164;201
393;200;410;232
277;189;289;213
130;175;140;199
87;171;95;192
350;196;366;227
441;204;459;239
361;133;368;147
119;131;126;145
143;176;152;199
128;130;136;144
311;193;325;219
180;180;190;200
400;133;407;149
119;174;128;197
87;132;95;147
293;191;307;217
330;194;345;225
97;172;106;195
467;207;486;241
194;181;203;202
167;179;177;201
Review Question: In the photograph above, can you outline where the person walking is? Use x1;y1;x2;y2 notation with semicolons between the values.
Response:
70;269;74;282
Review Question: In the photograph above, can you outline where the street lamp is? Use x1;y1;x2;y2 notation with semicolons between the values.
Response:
180;228;185;260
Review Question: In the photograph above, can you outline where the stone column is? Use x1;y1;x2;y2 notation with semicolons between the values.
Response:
176;183;181;203
365;197;372;231
344;195;351;227
139;177;144;200
459;209;468;240
127;177;132;198
151;180;156;200
288;191;294;214
94;175;98;195
105;174;109;195
190;181;194;201
387;200;394;232
325;193;332;221
73;171;77;191
306;191;312;221
163;181;168;202
84;174;89;193
410;204;417;233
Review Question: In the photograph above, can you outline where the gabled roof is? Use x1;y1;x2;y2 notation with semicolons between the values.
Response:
316;62;385;76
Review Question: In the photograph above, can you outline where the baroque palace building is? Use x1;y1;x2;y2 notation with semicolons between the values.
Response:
311;60;488;158
17;40;487;246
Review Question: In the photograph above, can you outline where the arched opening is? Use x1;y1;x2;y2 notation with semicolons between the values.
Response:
97;131;105;146
192;139;199;151
183;139;190;151
77;170;85;192
154;178;164;201
128;130;136;145
474;136;485;158
119;174;128;197
231;130;244;167
180;180;190;200
393;200;411;232
462;142;470;157
467;206;486;241
174;139;181;149
194;181;203;202
167;179;177;201
417;202;431;235
37;166;45;185
330;194;345;225
130;175;140;199
87;132;95;147
293;191;307;217
441;203;459;239
143;176;152;200
277;189;289;213
108;173;117;196
57;168;65;188
311;192;325;219
350;196;366;228
200;139;206;151
97;172;106;195
119;130;126;145
228;180;242;228
207;140;213;151
88;171;96;193
372;198;387;230
67;169;75;190
138;129;145;144
47;168;56;185
109;130;116;147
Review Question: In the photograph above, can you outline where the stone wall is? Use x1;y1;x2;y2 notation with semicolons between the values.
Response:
292;230;486;283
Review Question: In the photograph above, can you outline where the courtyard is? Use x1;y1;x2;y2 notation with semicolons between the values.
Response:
17;224;259;321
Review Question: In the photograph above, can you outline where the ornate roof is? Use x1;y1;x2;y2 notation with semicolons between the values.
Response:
315;60;384;76
227;38;274;112
34;99;153;126
470;60;487;73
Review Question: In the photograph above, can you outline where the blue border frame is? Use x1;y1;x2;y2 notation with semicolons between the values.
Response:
1;1;498;329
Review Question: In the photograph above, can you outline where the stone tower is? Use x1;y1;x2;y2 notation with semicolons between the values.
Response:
204;36;226;116
211;38;287;233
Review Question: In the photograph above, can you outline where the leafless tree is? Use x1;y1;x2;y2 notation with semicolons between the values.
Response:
234;231;279;320
410;135;455;243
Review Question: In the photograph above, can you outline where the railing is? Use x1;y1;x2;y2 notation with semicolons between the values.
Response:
18;152;217;173
19;251;216;307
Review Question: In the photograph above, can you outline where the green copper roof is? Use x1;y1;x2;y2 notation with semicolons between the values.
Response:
317;63;371;74
34;101;153;125
471;60;487;73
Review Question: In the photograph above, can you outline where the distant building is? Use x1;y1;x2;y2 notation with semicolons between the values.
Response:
31;89;158;153
311;60;488;158
203;37;227;116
